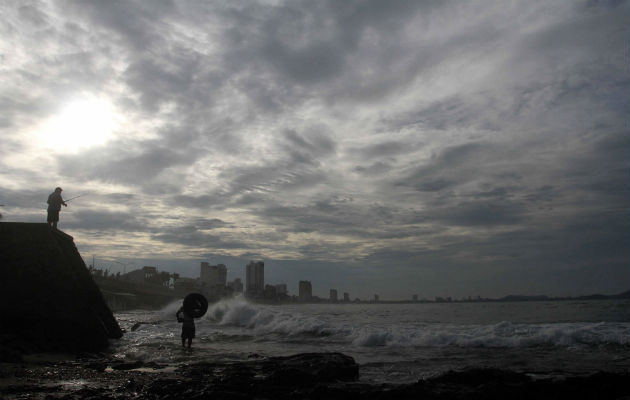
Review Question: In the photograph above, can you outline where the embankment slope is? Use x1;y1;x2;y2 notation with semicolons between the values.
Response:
0;222;122;358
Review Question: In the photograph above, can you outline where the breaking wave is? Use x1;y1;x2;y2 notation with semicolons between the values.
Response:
203;297;629;348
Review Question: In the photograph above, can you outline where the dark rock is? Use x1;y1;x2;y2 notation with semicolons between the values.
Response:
85;361;108;372
173;352;360;399
430;367;531;385
1;355;628;400
0;222;123;358
0;342;23;362
111;360;145;370
262;352;359;384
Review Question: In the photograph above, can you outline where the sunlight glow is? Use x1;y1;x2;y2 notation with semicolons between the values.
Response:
37;96;120;153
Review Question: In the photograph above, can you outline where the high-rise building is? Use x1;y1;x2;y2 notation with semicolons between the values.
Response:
412;294;418;302
246;260;264;296
200;263;227;287
199;262;227;297
343;292;350;302
299;280;312;302
329;289;338;302
374;294;380;302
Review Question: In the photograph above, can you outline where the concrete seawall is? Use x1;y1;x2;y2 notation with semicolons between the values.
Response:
0;222;122;359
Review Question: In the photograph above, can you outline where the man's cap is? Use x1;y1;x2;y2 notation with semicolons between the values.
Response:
55;187;62;191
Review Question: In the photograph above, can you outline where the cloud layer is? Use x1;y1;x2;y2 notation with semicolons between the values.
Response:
1;0;628;298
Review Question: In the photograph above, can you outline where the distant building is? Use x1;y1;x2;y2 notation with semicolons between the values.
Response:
435;296;452;303
124;266;158;284
343;292;350;302
246;261;264;296
264;284;277;298
200;262;227;298
174;277;197;293
330;289;338;302
275;283;288;296
374;294;379;302
412;294;418;302
299;280;312;302
200;263;227;286
143;266;157;280
228;278;243;293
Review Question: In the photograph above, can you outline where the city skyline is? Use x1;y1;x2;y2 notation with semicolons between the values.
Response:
87;257;628;302
2;1;628;300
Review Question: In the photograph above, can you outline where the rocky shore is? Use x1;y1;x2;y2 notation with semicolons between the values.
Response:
1;352;628;400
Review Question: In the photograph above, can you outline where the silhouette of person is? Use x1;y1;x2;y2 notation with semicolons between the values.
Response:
47;187;67;229
176;305;195;348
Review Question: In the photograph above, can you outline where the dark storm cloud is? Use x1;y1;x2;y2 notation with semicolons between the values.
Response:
280;128;336;165
191;218;229;230
124;53;201;113
252;197;428;241
216;163;328;201
57;137;206;185
429;201;525;227
152;225;245;249
229;0;426;86
450;208;629;269
102;192;135;202
64;210;145;231
64;0;177;51
0;187;51;209
382;97;481;133
353;161;394;176
567;131;629;203
170;193;224;210
351;140;418;159
396;141;505;193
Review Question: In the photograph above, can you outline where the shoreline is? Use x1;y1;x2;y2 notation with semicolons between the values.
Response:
2;352;628;400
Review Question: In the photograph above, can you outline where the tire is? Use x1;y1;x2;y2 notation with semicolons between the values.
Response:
183;293;208;318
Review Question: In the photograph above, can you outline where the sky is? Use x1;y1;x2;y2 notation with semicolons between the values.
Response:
1;0;628;300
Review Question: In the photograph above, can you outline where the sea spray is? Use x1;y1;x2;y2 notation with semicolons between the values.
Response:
195;297;630;348
205;296;344;336
159;299;186;319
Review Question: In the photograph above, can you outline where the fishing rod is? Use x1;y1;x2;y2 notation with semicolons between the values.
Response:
65;194;85;202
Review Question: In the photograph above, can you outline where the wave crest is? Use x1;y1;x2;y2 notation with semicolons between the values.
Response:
203;298;629;348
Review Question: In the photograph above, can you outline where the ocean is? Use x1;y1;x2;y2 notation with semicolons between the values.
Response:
111;297;629;383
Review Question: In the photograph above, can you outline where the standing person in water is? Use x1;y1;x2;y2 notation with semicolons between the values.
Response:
47;187;67;229
176;305;195;348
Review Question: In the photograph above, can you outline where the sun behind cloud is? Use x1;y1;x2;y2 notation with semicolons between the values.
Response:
36;94;121;153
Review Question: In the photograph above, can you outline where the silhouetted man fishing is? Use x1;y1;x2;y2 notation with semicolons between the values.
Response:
47;187;67;229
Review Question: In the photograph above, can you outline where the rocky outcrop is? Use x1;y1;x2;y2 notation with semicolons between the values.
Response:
1;353;628;399
0;223;122;358
178;352;359;386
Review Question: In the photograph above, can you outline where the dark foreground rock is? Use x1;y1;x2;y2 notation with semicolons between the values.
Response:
1;353;628;400
0;223;122;358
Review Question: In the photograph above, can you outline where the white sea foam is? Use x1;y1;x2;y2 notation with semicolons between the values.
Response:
201;297;630;348
206;296;342;337
359;321;630;348
111;299;630;380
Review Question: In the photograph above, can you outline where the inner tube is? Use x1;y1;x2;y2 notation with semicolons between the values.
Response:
183;293;208;318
